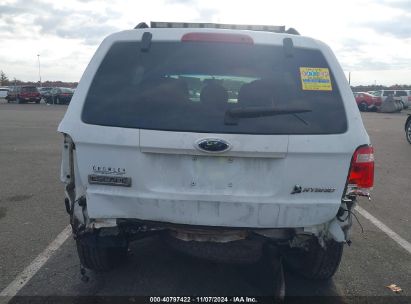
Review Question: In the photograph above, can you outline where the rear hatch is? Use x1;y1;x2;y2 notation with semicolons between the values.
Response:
21;86;40;98
60;31;366;228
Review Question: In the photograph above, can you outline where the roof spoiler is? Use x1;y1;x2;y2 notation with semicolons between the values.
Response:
134;21;300;35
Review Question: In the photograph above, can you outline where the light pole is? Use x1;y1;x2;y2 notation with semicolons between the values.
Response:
37;54;42;87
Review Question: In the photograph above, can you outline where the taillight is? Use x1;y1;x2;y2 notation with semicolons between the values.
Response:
347;145;374;189
181;32;254;44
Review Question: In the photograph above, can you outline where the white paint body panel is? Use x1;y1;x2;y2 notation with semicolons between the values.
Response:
59;28;369;228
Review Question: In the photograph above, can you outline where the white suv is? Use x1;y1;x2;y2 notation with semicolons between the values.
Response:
396;90;411;108
374;89;410;109
58;22;374;281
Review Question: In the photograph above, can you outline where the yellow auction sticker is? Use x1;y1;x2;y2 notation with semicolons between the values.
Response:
300;67;332;91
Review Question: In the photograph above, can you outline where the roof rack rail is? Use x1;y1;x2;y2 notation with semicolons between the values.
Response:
133;21;299;35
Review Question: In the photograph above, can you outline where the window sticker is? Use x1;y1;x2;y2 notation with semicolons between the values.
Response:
300;67;332;91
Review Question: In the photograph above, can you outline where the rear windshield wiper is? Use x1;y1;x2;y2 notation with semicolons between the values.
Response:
224;106;311;125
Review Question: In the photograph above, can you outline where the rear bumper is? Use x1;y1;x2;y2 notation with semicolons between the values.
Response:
86;192;340;228
21;97;41;102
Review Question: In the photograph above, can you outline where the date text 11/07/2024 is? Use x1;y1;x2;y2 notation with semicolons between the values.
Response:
149;297;258;303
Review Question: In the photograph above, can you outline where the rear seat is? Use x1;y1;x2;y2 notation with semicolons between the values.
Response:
200;82;229;112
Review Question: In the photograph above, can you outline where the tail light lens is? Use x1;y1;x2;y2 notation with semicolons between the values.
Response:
348;145;374;189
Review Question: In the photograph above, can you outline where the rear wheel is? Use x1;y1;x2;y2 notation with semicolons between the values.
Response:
359;102;368;112
76;230;128;271
406;119;411;144
284;238;344;280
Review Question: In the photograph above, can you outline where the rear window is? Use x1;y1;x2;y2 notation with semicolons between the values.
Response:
383;91;394;96
395;91;407;97
21;87;38;93
82;41;347;134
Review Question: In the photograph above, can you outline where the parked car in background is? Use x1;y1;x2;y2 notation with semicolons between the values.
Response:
395;90;411;109
38;87;53;101
353;92;381;111
405;115;411;144
0;87;9;98
373;90;410;109
46;87;74;105
6;86;41;103
373;90;392;101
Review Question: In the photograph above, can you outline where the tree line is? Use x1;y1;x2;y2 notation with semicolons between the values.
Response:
351;84;411;92
1;69;409;91
0;70;78;88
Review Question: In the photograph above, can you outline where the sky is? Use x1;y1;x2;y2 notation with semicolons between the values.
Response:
0;0;410;86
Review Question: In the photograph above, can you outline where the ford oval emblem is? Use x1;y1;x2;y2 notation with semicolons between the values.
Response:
196;138;231;153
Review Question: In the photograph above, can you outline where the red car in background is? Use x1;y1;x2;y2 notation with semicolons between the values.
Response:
353;92;382;112
6;85;42;104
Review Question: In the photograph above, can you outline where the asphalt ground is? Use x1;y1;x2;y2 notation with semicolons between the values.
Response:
0;101;410;303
